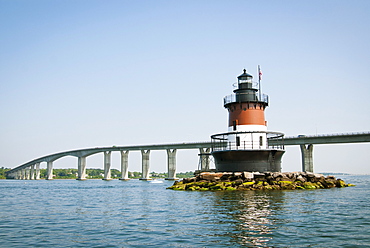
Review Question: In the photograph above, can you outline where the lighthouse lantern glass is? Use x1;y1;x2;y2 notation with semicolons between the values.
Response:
238;76;252;84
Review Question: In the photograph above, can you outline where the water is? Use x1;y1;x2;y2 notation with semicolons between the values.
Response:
0;175;369;247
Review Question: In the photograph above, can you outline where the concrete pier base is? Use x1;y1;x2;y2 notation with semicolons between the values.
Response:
300;144;314;172
30;165;35;180
77;156;87;180
119;150;130;180
140;150;152;180
165;149;178;180
46;161;53;180
25;168;30;180
103;151;112;180
35;163;40;180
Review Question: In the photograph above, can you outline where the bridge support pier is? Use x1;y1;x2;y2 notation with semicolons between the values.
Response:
199;148;211;171
30;164;35;180
300;144;314;172
17;170;22;179
35;163;40;180
25;168;30;180
165;149;178;180
30;165;35;180
46;161;53;180
77;156;87;180
119;151;130;180
140;150;151;180
103;151;112;180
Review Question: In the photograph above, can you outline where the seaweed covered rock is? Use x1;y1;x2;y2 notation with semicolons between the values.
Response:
167;172;355;191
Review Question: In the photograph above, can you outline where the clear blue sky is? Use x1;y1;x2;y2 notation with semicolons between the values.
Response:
1;0;369;174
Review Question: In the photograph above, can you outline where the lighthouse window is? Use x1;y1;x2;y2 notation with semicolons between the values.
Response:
233;121;237;131
236;136;240;146
259;136;263;146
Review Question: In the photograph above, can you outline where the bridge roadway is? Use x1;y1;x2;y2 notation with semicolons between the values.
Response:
270;132;370;146
6;132;370;180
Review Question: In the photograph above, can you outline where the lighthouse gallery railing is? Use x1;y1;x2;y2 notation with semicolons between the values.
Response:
211;131;285;151
223;93;269;106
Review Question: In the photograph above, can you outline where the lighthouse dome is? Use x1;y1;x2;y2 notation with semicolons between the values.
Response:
237;69;253;81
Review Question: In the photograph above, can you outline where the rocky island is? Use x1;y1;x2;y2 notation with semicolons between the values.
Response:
167;171;355;191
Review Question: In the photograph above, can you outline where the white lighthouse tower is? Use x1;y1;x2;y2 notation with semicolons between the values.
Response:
211;68;285;172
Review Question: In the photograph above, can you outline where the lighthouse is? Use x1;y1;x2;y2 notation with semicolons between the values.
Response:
211;68;285;172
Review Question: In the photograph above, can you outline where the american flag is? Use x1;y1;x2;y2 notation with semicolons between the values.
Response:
258;66;262;81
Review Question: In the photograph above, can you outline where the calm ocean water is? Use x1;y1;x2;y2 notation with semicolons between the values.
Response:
0;175;369;248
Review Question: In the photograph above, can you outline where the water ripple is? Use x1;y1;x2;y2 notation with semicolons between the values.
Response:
0;176;369;247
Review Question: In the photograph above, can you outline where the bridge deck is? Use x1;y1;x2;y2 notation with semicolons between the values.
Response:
271;132;370;146
6;132;370;175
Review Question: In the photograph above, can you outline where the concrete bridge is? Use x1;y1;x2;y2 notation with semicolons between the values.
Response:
5;132;370;180
270;132;370;172
5;142;213;180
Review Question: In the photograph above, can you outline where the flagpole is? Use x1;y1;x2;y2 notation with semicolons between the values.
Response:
258;65;261;101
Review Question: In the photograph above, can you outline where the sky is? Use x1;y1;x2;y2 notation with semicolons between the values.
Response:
1;0;370;174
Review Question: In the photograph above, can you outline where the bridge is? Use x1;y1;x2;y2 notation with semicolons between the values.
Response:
269;132;370;172
5;142;213;180
5;132;370;180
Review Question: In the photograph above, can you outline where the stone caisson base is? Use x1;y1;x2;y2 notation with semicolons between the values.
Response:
212;150;285;172
167;172;355;191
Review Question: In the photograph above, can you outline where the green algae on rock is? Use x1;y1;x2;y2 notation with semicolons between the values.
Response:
167;172;355;191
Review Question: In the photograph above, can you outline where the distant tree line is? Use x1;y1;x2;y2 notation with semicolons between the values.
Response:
0;167;10;179
1;167;195;179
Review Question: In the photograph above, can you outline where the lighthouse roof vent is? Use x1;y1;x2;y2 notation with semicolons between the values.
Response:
237;69;253;79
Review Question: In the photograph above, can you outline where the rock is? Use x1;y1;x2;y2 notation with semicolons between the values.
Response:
272;172;283;178
253;172;266;180
182;177;196;184
306;172;315;177
242;172;254;180
225;186;236;191
336;179;346;188
209;182;225;190
166;171;354;191
234;172;242;177
308;173;325;183
220;173;232;181
233;179;244;186
303;182;317;189
279;181;295;190
279;176;295;182
242;181;255;188
253;181;265;190
199;172;223;181
315;182;325;189
284;172;294;179
229;172;244;181
296;175;306;183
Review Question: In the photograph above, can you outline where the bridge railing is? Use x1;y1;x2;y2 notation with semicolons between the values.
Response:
284;131;370;139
